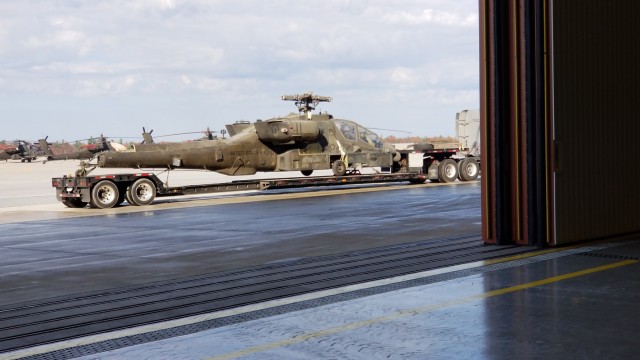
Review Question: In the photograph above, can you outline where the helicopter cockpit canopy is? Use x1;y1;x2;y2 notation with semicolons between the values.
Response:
335;120;383;149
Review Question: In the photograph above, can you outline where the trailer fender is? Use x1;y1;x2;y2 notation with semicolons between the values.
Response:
427;162;439;181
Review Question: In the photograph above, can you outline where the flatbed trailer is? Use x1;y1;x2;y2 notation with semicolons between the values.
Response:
52;172;428;209
390;145;480;184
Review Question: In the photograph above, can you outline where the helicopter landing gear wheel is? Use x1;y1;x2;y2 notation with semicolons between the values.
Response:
332;160;347;176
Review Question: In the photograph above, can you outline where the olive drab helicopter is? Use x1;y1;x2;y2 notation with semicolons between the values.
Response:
0;140;41;162
40;135;117;162
90;93;401;177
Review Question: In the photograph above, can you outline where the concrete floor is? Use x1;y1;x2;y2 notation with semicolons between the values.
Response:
11;237;639;360
4;160;640;359
0;181;480;306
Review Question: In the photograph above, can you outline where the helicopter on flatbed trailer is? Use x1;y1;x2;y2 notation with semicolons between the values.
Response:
53;93;480;208
93;92;397;177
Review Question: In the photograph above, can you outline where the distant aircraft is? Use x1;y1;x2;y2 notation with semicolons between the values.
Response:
92;93;400;177
0;140;39;162
141;128;154;144
41;135;115;162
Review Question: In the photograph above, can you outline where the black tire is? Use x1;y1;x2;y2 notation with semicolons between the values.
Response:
125;187;135;206
128;178;156;206
62;198;88;208
90;180;120;209
437;159;458;183
332;160;347;176
301;170;313;176
458;158;479;181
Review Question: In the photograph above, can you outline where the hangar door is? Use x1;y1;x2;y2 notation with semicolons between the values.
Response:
552;1;640;244
480;0;640;246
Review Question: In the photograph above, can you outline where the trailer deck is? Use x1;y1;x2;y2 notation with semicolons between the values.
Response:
52;172;428;208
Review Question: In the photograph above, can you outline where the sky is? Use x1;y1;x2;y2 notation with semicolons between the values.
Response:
0;0;479;143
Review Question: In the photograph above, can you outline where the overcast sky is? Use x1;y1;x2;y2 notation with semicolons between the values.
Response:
0;0;479;143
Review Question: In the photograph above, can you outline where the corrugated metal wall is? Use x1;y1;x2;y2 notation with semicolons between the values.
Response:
552;0;640;244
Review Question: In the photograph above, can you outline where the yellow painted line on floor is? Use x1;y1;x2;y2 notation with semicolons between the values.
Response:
481;246;575;265
208;259;638;360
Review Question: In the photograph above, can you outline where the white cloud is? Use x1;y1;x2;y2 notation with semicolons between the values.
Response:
30;62;131;74
390;67;417;84
76;75;138;96
178;75;226;92
125;0;178;11
377;8;478;27
25;30;93;55
0;0;479;140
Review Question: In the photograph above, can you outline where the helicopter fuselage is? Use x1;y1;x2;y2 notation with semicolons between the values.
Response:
97;112;395;176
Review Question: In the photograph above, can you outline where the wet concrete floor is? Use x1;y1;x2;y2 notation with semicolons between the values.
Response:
0;181;480;307
15;237;640;360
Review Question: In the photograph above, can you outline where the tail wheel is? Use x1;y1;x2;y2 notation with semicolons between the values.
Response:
437;159;458;183
90;180;120;208
332;160;347;176
458;158;479;181
128;178;156;206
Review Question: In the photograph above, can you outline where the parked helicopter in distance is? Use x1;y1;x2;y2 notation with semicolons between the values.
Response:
40;135;118;162
93;93;401;177
0;140;41;162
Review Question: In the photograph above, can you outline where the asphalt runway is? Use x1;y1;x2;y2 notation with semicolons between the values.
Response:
0;159;481;308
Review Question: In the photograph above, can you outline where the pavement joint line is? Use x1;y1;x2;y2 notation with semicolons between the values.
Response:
1;241;619;360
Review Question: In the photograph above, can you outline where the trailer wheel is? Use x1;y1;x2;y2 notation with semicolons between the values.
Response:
301;170;313;176
458;158;479;181
90;180;120;209
62;198;88;208
125;187;135;206
128;178;156;206
438;159;458;183
332;160;347;176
